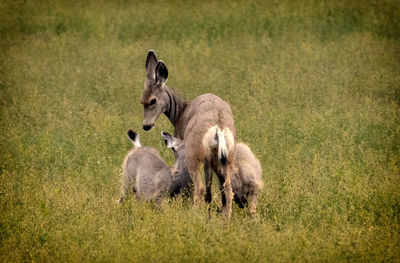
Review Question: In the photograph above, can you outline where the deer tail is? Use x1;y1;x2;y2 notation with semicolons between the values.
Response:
216;128;228;165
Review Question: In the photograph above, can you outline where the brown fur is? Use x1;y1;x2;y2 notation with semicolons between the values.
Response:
141;50;237;218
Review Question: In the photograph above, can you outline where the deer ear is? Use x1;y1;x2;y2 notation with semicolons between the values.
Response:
161;131;176;149
146;50;158;80
155;61;168;85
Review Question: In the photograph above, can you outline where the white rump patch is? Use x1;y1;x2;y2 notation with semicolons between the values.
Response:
202;126;234;160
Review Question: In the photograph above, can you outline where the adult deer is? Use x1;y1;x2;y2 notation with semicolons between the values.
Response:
140;50;236;218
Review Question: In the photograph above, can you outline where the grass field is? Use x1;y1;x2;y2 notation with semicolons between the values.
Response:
1;0;400;261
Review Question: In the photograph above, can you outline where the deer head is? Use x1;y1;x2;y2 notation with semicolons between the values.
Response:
141;50;169;131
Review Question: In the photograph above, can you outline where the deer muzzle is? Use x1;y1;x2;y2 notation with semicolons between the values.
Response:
143;123;154;131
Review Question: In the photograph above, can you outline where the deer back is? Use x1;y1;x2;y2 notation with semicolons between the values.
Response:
124;146;172;200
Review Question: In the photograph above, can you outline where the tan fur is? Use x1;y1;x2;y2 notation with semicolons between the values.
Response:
175;94;236;218
141;50;237;218
119;131;192;204
234;143;263;214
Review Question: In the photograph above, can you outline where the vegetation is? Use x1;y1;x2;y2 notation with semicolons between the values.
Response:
1;0;399;261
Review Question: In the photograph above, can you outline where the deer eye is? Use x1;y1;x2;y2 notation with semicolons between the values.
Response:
149;99;157;106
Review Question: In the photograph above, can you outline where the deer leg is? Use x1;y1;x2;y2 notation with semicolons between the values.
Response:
186;161;204;207
248;191;258;215
216;172;226;210
222;163;234;219
118;172;134;204
192;169;205;206
204;161;213;203
185;145;206;207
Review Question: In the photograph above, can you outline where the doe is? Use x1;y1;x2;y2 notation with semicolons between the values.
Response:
140;50;237;218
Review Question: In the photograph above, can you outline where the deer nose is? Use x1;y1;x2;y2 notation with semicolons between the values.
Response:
143;124;154;131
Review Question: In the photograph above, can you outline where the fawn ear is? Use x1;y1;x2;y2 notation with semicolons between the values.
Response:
161;131;177;149
155;60;168;86
146;50;158;80
127;129;141;148
127;129;137;141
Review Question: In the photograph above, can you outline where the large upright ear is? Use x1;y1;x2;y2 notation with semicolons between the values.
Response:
145;50;158;80
161;131;177;150
155;60;168;85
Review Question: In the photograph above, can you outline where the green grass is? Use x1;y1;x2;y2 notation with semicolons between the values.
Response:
1;0;400;261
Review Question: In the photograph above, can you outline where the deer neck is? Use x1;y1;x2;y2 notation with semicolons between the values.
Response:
164;86;188;127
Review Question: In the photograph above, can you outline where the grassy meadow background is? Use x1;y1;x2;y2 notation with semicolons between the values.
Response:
1;0;400;261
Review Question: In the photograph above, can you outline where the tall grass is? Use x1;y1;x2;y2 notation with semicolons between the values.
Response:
1;0;399;261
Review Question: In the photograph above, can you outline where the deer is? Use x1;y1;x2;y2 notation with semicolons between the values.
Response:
118;129;192;204
207;142;263;215
140;50;237;218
